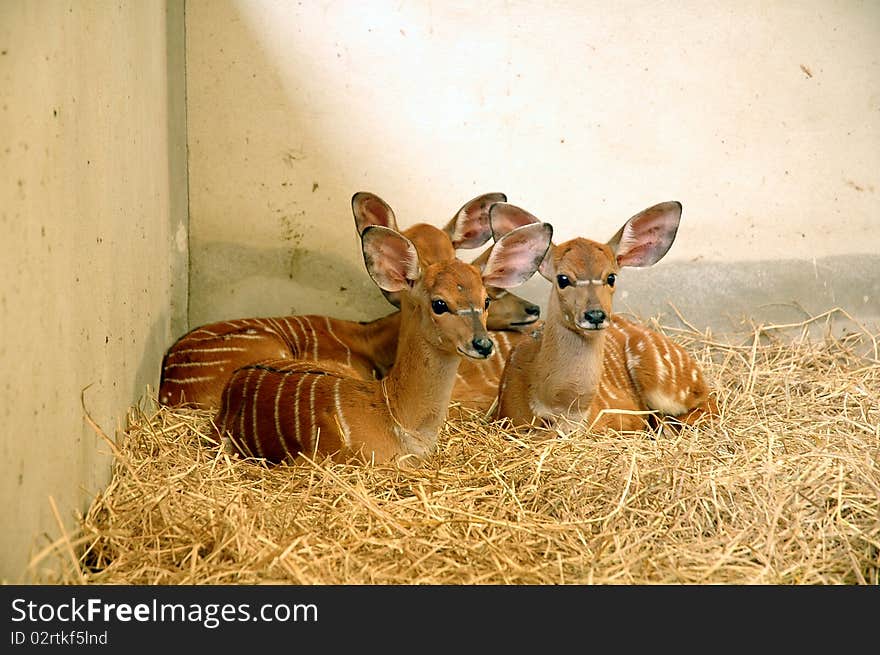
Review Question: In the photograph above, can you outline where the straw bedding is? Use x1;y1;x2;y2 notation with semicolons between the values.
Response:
33;310;880;584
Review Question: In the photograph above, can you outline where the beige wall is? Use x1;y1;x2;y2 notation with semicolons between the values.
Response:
186;0;879;332
0;1;188;582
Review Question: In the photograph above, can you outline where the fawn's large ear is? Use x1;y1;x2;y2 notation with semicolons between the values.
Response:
361;226;420;293
489;202;541;240
607;201;682;268
490;202;555;280
481;223;553;289
352;192;399;235
441;192;505;249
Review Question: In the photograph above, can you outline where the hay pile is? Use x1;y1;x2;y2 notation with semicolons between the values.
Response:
34;310;880;584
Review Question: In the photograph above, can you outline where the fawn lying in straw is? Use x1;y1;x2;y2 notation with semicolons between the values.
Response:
492;201;717;434
213;220;553;465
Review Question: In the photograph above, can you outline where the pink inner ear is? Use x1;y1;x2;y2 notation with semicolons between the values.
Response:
370;259;409;292
489;203;541;239
482;223;552;289
354;193;398;234
614;203;681;267
364;198;396;228
362;227;419;292
616;241;655;268
447;193;502;249
450;215;492;249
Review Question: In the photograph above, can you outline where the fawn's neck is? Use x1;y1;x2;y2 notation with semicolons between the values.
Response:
355;311;401;374
380;300;461;456
532;293;606;416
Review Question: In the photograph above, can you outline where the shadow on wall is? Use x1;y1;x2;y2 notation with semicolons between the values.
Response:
164;0;189;340
188;238;395;327
186;2;402;329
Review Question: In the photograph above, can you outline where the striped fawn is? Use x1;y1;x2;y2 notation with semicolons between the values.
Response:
213;221;553;465
159;192;540;410
493;201;716;434
352;191;542;327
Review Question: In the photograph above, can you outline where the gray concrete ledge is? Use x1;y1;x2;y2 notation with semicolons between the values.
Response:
613;254;880;336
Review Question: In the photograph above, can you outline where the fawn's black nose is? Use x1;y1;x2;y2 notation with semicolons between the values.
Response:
584;309;607;326
525;303;541;316
472;337;494;357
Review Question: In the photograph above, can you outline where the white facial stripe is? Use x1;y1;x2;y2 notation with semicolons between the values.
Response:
574;279;606;287
456;307;483;316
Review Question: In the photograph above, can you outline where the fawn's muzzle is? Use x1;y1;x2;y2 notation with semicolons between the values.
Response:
472;337;494;357
583;309;607;328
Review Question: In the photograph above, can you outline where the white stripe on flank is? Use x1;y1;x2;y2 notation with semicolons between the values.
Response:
673;342;686;373
250;317;268;336
333;378;351;448
273;372;285;446
273;374;297;463
604;340;626;386
212;332;272;341
238;368;257;454
324;316;352;368
308;375;320;452
192;327;222;337
293;373;309;453
293;316;309;357
600;377;619;400
163;374;216;385
651;338;665;383
626;354;641;378
306;319;319;360
164;359;232;369
656;331;672;371
179;331;246;342
216;372;235;430
617;345;632;384
176;346;250;355
251;368;269;459
281;317;302;353
623;330;634;370
264;317;288;343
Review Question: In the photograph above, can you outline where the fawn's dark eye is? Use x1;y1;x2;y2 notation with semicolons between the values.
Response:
431;299;449;315
557;274;572;289
484;297;491;310
607;273;617;287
